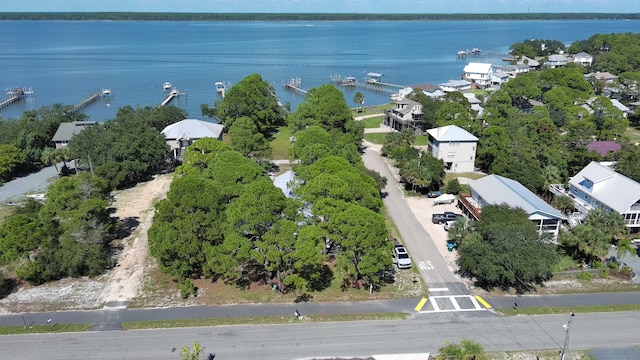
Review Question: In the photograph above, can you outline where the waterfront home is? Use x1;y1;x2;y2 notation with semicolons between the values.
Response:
459;174;566;240
426;124;477;173
517;56;540;69
572;52;594;67
462;62;493;89
414;83;443;98
561;161;640;230
439;79;471;94
545;54;568;68
162;118;224;160
383;97;424;133
491;72;510;86
51;121;98;149
502;64;530;78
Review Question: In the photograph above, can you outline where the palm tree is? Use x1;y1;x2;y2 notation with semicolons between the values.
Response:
616;239;635;271
40;147;59;173
552;195;575;215
353;91;364;113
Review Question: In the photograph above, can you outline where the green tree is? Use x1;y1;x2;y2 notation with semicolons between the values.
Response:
552;195;575;215
616;239;636;271
328;204;392;289
0;144;27;182
211;73;286;139
204;150;266;202
227;116;272;160
353;91;365;113
180;342;204;360
457;204;559;293
614;143;640;182
177;138;233;176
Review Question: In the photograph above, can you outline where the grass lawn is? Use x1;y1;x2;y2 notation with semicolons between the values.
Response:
625;126;640;143
364;133;387;145
554;255;579;272
414;135;429;146
443;172;486;183
0;323;91;335
270;126;292;160
362;116;383;128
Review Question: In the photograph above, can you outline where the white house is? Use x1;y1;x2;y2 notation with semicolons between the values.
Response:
426;125;478;173
439;79;471;93
161;118;224;160
518;56;540;69
573;52;594;66
545;54;568;68
568;161;640;229
462;62;493;89
503;64;531;78
491;72;510;86
459;174;567;240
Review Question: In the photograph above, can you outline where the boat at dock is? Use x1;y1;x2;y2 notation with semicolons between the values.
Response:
162;82;172;91
215;82;225;93
341;76;357;86
102;88;112;96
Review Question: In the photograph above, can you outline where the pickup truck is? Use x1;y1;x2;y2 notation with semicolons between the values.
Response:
432;211;464;224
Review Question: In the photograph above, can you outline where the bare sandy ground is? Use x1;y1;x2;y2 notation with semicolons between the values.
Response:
0;174;173;313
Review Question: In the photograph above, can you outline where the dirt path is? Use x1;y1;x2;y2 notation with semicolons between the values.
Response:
101;173;173;305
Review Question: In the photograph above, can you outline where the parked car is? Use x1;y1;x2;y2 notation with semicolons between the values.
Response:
427;191;442;198
433;193;455;205
432;212;464;224
392;245;412;269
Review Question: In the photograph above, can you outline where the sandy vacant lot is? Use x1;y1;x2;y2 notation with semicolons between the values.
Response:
0;173;173;313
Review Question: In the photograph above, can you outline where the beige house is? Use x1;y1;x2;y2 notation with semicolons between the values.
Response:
426;125;477;173
383;97;424;133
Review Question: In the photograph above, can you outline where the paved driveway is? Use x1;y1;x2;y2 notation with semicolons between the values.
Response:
0;162;71;204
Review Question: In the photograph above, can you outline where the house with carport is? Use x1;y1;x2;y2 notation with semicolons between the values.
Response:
161;118;224;160
426;125;477;173
459;174;567;240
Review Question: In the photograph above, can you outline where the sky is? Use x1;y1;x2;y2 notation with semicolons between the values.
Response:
3;0;640;14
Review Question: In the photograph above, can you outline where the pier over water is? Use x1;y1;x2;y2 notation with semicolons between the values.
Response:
1;87;33;110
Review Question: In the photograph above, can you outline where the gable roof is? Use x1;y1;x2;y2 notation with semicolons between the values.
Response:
427;124;478;142
161;119;224;140
470;174;566;220
52;121;98;142
463;62;493;74
274;170;296;198
548;54;568;62
569;161;640;213
574;52;592;58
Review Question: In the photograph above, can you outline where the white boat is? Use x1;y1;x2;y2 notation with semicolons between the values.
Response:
102;88;112;96
341;76;357;86
162;82;173;91
169;88;180;96
215;81;225;93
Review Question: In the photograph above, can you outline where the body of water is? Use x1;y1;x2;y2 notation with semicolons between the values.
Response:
1;20;639;121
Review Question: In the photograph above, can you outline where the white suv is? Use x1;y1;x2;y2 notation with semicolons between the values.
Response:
392;245;412;269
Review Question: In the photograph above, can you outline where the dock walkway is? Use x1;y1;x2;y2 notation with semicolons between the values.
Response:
68;93;100;113
1;87;31;110
283;78;307;94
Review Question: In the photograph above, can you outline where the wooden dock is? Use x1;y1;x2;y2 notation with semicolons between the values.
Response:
0;87;31;110
160;89;180;106
283;77;307;94
330;74;399;96
68;93;100;113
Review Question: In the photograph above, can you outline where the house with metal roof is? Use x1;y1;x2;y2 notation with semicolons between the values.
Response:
161;118;224;160
568;161;640;229
383;97;424;133
462;62;493;89
439;79;471;93
426;125;478;173
459;174;567;239
573;52;594;66
51;121;98;149
545;54;568;68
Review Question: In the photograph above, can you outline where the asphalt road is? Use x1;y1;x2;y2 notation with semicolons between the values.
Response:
0;162;71;203
1;312;639;359
361;146;468;296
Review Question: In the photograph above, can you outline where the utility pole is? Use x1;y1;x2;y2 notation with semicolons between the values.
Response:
560;312;575;360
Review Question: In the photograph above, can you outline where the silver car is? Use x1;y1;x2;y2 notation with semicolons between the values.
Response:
392;245;412;269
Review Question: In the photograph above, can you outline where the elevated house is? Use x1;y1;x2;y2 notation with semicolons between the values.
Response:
502;64;531;78
426;125;478;173
572;52;594;67
459;174;567;240
560;161;640;230
51;121;98;149
383;97;424;133
517;56;541;70
545;54;568;68
161;118;224;160
414;83;443;98
439;79;471;94
491;72;510;86
462;62;493;89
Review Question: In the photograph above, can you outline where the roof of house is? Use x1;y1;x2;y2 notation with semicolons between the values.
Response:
569;161;640;213
440;79;471;88
427;124;478;142
586;71;618;81
504;64;530;71
518;56;540;67
574;52;592;58
273;170;296;198
463;62;493;74
586;141;622;156
52;121;98;142
492;72;510;79
414;83;440;92
470;174;567;220
548;54;568;62
161;119;224;140
610;98;630;112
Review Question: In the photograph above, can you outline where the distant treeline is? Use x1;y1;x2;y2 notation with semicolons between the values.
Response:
1;12;640;21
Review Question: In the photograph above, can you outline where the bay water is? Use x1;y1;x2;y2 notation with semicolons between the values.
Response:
1;20;639;122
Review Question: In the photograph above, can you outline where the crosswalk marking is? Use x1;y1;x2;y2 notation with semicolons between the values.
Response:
415;295;492;313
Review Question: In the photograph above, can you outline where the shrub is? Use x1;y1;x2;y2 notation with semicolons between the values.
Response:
600;268;609;278
445;178;462;194
576;271;592;281
179;279;197;299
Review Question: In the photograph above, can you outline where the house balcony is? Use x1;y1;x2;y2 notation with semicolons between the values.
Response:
548;184;592;214
458;193;482;221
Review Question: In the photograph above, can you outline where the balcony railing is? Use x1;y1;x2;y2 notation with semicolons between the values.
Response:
458;193;482;221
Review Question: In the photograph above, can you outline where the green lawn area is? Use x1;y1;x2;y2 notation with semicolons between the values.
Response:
0;324;91;335
362;116;383;128
625;126;640;143
414;135;429;146
270;126;292;160
554;255;579;272
363;133;387;145
443;172;486;184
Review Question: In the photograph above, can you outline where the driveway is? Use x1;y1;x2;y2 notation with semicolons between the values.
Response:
0;163;66;204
